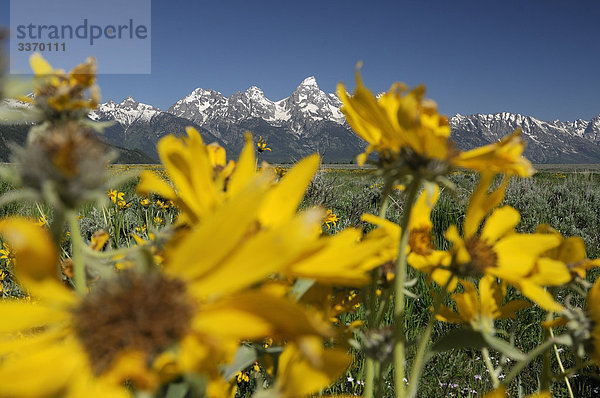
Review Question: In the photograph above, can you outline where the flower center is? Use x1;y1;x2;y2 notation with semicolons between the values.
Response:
460;236;498;277
72;270;194;375
409;226;434;256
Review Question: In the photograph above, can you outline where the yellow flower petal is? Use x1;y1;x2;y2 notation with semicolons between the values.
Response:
494;234;560;277
277;343;351;398
481;206;520;245
227;133;256;198
259;154;320;229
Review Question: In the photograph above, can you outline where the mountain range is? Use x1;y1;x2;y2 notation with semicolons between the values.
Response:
3;77;600;163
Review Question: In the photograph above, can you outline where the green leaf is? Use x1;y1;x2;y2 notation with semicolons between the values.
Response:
482;334;526;361
165;382;189;398
431;328;526;361
222;345;257;381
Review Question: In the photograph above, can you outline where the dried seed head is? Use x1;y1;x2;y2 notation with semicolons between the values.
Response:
16;121;113;208
361;326;394;362
72;270;194;376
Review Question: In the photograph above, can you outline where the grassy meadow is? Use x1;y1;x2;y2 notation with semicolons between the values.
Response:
1;164;599;397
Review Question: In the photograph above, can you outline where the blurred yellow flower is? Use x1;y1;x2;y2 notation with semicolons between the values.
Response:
337;66;450;168
337;66;534;179
0;206;339;396
362;185;453;289
268;341;351;398
139;128;390;288
436;275;530;334
444;173;568;311
274;165;287;179
535;224;600;280
28;53;100;117
586;277;600;367
0;218;148;397
452;129;535;177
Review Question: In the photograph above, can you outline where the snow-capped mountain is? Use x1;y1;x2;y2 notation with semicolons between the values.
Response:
165;76;363;161
449;112;600;163
90;97;162;128
88;84;600;163
168;76;346;137
5;77;599;163
88;96;224;159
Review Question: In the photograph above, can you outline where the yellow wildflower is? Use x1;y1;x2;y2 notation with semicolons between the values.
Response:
535;224;600;280
362;185;453;289
0;218;147;396
108;189;123;204
444;173;568;311
452;129;535;177
140;198;151;208
337;66;534;179
138;128;389;287
269;341;351;398
275;165;287;179
338;65;450;169
0;205;336;396
156;200;169;211
436;275;530;334
585;277;600;367
137;127;235;225
235;371;249;383
89;230;109;252
135;225;147;234
257;135;271;153
36;214;48;227
0;242;12;263
28;53;100;117
323;209;339;229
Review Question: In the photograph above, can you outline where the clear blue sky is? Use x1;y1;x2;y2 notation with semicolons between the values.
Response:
2;0;600;121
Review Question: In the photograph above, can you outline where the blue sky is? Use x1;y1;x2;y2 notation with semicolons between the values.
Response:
2;0;600;121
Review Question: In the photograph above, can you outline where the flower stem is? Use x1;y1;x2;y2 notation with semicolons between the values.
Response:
406;276;452;398
482;347;500;388
364;179;393;398
68;211;86;295
364;274;377;398
393;179;421;398
503;337;561;386
549;327;574;398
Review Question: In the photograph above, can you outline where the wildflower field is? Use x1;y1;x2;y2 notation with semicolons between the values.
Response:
1;52;600;398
